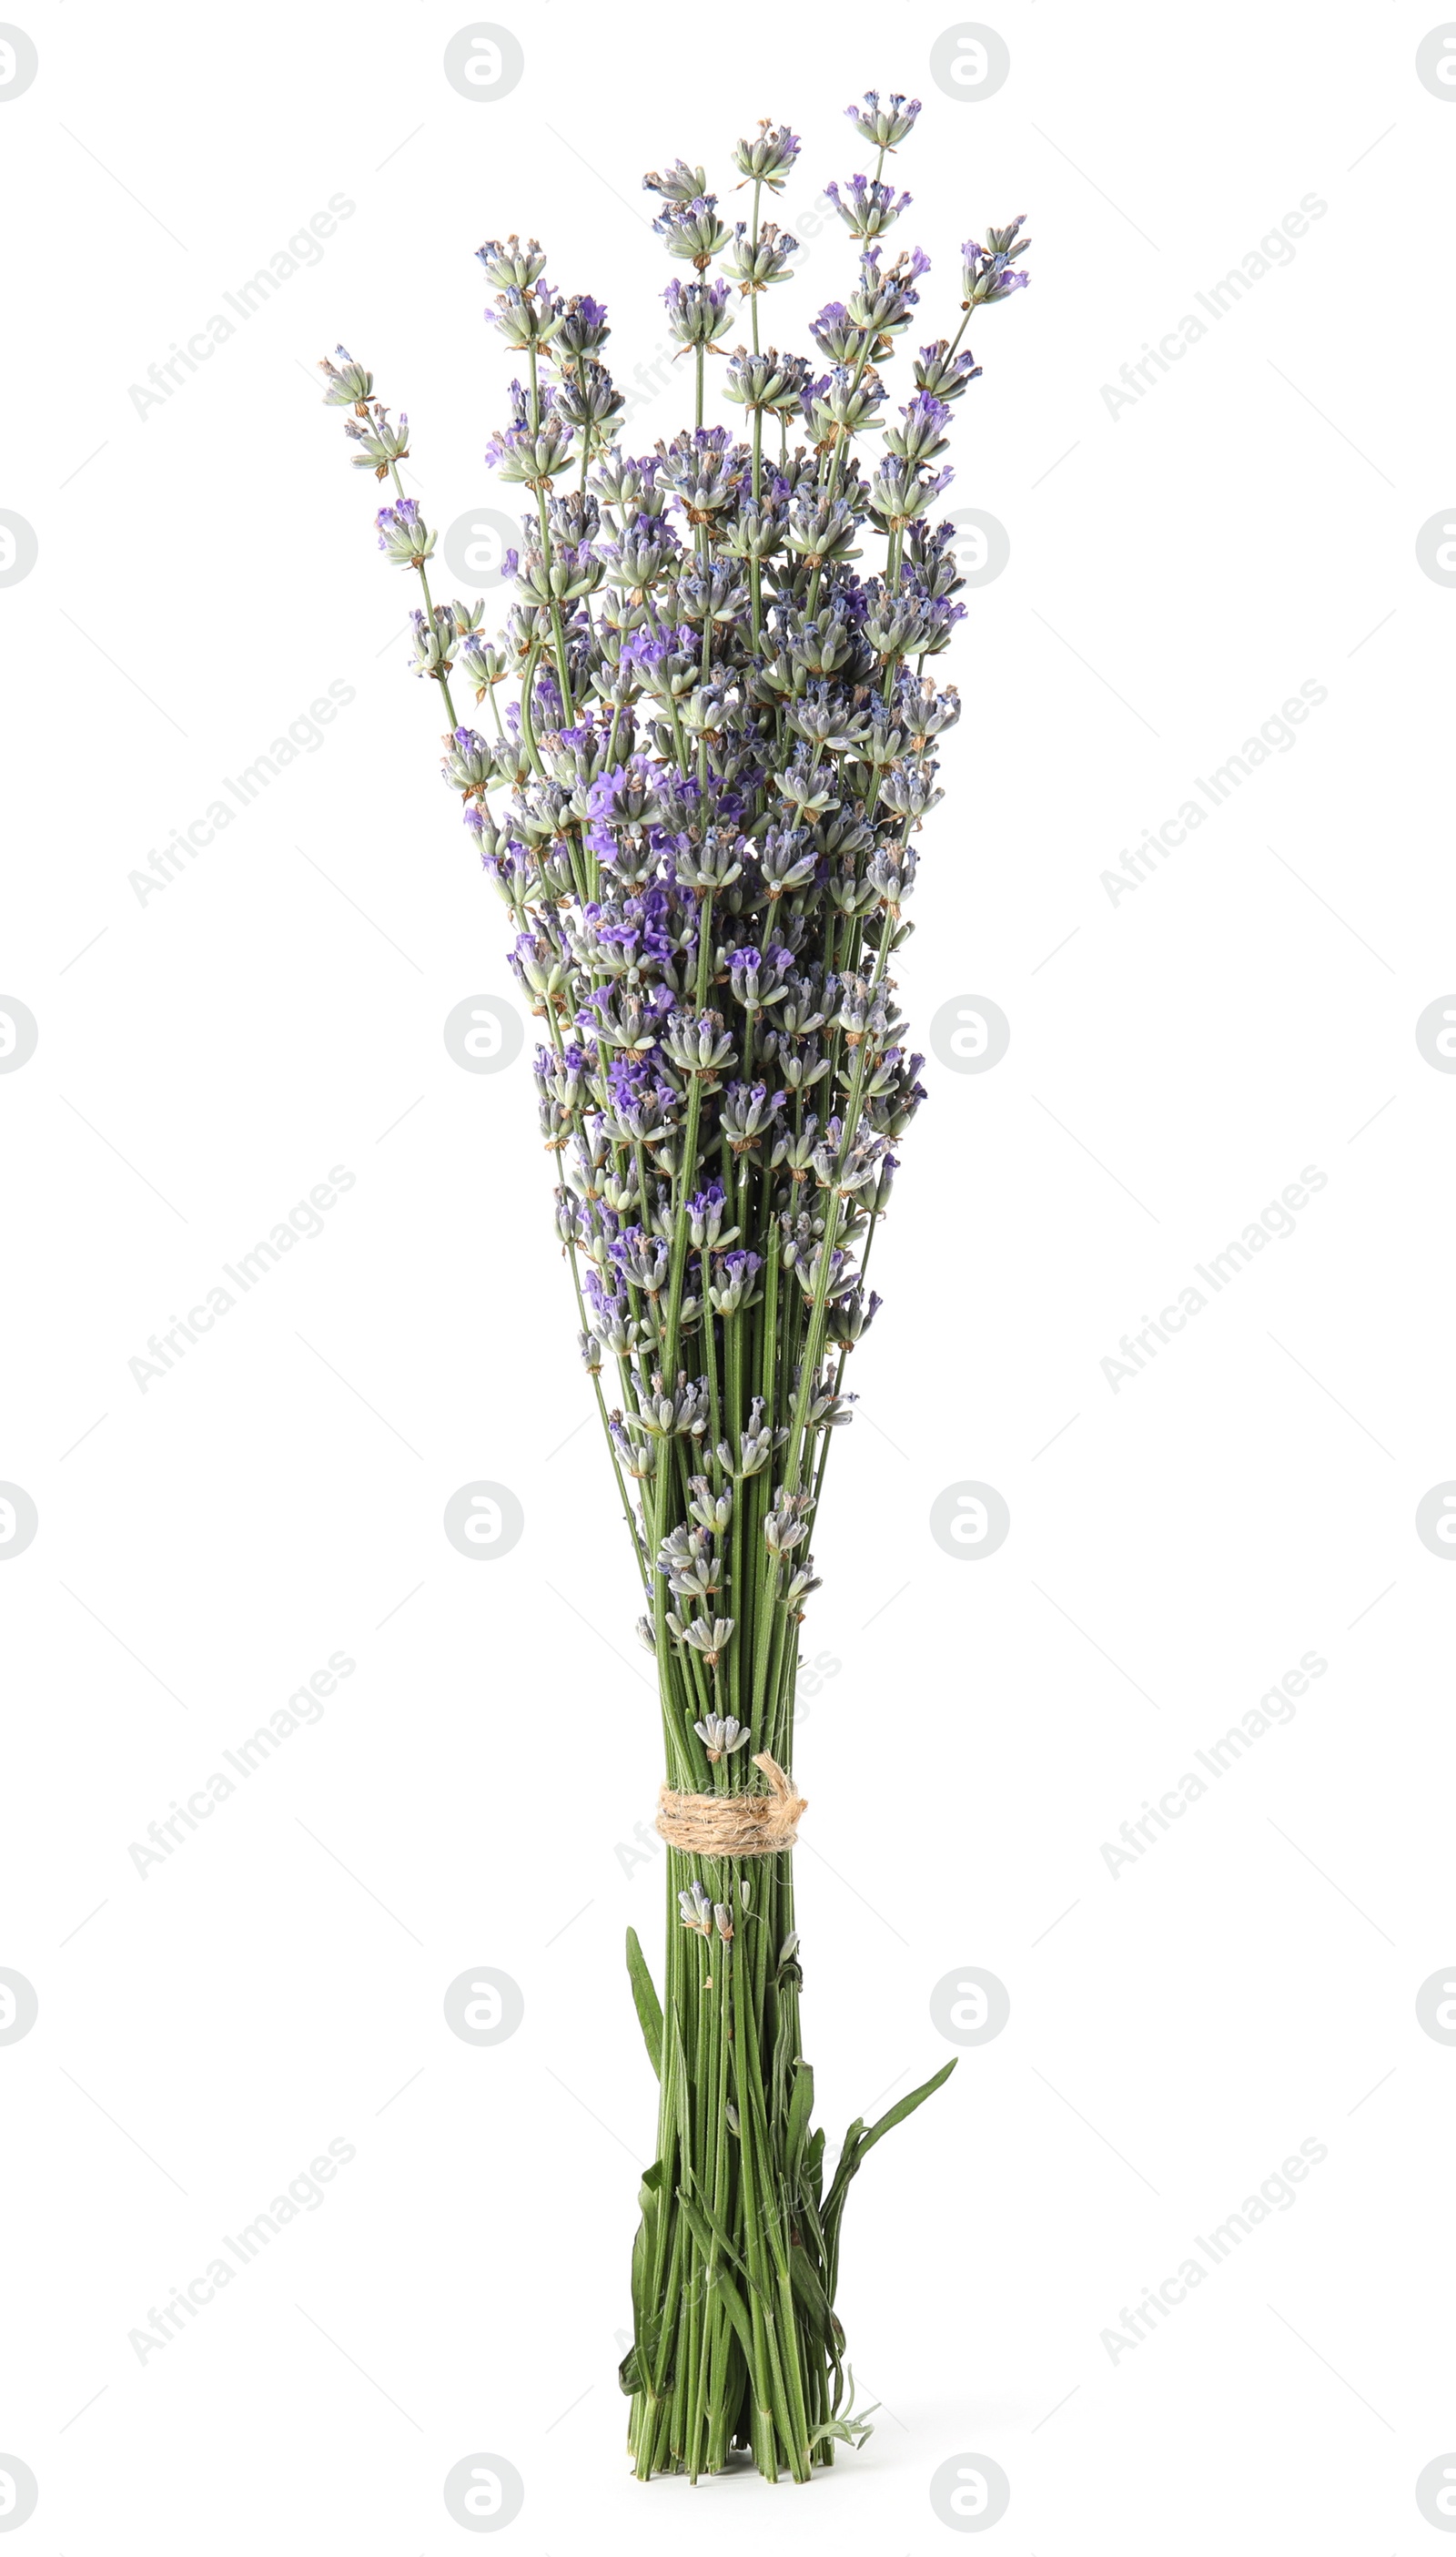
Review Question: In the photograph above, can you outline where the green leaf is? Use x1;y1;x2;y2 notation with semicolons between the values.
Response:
624;1925;662;2080
629;2324;672;2400
678;2182;770;2305
788;2234;837;2350
785;2058;814;2184
707;2262;756;2363
668;2009;693;2126
808;2363;878;2451
823;2063;958;2237
794;2175;831;2275
628;2162;664;2377
822;2116;865;2225
676;2195;759;2359
857;2057;957;2161
802;2126;825;2205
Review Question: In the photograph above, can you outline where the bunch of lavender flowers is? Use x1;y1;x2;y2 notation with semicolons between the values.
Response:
320;91;1028;2485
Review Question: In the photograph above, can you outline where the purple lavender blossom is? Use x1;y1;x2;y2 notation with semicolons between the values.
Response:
844;89;923;149
825;175;912;239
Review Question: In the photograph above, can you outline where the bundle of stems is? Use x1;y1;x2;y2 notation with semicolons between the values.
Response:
319;87;1027;2480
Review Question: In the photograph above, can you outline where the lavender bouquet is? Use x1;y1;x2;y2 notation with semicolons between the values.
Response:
320;90;1027;2482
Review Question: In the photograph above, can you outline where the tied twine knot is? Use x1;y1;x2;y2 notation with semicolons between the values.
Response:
654;1750;806;1856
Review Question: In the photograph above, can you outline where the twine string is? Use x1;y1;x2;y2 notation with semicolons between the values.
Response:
654;1750;807;1856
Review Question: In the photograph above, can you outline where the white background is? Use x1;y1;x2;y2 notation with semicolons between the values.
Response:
4;0;1455;2547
